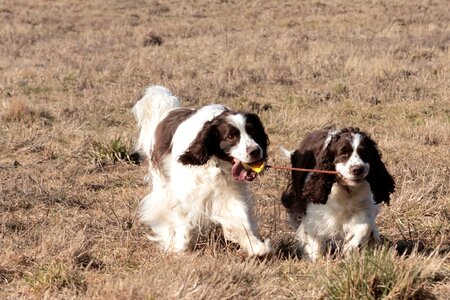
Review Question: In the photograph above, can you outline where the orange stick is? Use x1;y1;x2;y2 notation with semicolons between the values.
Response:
265;165;338;175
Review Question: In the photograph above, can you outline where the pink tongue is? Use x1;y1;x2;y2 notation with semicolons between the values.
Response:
238;169;249;181
231;159;256;181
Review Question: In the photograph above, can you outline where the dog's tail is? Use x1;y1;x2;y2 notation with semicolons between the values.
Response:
132;85;180;158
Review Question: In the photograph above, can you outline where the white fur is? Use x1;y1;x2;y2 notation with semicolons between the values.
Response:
323;129;340;150
171;104;227;160
297;182;380;261
297;132;380;261
279;145;293;159
132;85;180;157
335;133;370;183
133;86;272;257
227;114;263;163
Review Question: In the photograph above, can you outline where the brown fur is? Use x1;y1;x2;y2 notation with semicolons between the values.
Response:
152;108;195;170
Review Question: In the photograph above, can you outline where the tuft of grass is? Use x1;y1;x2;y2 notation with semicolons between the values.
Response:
22;86;53;96
24;261;87;295
143;31;163;47
332;82;350;99
322;247;446;300
1;98;54;125
89;137;135;165
2;99;35;122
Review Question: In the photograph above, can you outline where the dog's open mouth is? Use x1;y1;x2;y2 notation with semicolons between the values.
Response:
231;159;264;181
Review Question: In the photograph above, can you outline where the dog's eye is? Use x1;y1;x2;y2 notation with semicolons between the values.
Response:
225;128;239;141
338;149;350;155
339;153;349;159
227;134;236;141
338;146;352;157
337;149;351;159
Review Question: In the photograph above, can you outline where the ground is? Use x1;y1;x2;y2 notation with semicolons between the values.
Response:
0;0;449;299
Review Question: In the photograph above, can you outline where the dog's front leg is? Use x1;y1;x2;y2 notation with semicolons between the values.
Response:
343;220;374;255
212;194;272;257
296;224;323;261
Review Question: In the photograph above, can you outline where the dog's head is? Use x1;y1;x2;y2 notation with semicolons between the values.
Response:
303;127;395;204
178;111;269;181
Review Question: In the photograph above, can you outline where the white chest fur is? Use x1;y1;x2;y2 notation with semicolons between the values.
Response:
302;181;378;240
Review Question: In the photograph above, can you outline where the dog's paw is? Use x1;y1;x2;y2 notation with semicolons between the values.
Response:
248;239;273;257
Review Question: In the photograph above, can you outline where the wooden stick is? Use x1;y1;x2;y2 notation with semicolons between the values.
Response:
265;165;338;175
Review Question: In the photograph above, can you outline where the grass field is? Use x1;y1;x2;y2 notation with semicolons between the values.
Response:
1;0;449;299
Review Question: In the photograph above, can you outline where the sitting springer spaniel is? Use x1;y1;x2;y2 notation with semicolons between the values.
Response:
281;127;395;261
133;86;272;256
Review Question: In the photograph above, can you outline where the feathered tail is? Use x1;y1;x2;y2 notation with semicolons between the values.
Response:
132;85;180;158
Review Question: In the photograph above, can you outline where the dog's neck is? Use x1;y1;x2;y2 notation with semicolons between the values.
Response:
336;176;366;194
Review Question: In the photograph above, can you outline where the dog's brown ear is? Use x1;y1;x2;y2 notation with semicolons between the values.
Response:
364;136;395;204
282;149;311;210
243;113;270;160
178;120;219;166
301;146;336;205
281;181;296;208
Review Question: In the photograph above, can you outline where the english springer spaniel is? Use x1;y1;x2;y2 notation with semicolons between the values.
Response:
281;127;395;261
133;86;272;257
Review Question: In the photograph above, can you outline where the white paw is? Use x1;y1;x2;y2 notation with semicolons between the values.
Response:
343;242;358;255
301;247;320;262
343;235;368;255
248;239;273;257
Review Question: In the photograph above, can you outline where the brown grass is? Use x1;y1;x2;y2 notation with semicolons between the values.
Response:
1;0;449;298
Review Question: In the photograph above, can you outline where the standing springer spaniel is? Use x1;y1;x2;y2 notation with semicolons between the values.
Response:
281;127;395;261
133;86;272;257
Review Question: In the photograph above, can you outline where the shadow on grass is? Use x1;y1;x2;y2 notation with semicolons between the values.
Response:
394;239;450;256
273;236;450;261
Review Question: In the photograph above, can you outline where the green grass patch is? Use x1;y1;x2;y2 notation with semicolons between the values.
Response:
322;247;445;300
25;261;86;295
22;86;53;96
89;137;135;165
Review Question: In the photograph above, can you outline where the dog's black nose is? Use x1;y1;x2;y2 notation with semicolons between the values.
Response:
350;165;365;176
247;146;262;159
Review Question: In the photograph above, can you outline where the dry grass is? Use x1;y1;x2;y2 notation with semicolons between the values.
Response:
1;0;449;299
323;248;447;300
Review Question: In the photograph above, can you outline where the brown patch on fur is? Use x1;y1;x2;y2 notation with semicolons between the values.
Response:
178;111;233;166
282;129;336;214
152;108;195;170
178;111;269;166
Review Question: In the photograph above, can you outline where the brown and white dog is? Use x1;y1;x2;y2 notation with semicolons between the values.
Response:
281;127;395;261
133;86;272;256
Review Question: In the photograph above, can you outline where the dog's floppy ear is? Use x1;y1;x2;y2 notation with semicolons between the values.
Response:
282;149;310;209
365;136;395;204
178;120;219;166
244;113;270;159
301;144;336;205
